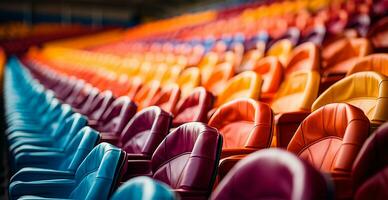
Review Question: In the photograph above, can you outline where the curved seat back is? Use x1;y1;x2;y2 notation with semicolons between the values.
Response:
347;54;388;76
176;67;201;98
87;90;115;121
285;42;320;75
150;84;181;113
203;62;234;95
252;56;283;94
267;39;293;66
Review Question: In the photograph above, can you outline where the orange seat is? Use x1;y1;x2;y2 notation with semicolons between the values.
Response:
312;72;388;128
176;67;201;98
266;39;293;66
238;41;266;72
203;62;234;95
251;56;283;101
208;98;273;158
287;103;370;199
133;81;161;110
214;71;262;108
149;84;181;113
284;42;320;75
198;52;218;84
347;54;388;76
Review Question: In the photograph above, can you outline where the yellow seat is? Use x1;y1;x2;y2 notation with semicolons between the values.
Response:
271;71;320;114
347;54;388;76
214;71;262;108
198;52;219;84
267;39;293;66
203;62;234;95
176;67;201;98
312;72;388;126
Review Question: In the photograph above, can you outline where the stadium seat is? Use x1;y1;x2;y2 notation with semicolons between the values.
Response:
103;106;172;161
125;122;222;199
149;84;181;113
82;90;115;123
266;39;293;66
312;72;388;130
176;67;201;98
352;123;388;198
284;42;320;75
211;149;332;200
111;177;176;200
173;87;214;127
347;54;388;76
287;103;370;199
367;17;388;52
133;81;161;111
203;62;234;95
214;71;262;108
9;143;126;200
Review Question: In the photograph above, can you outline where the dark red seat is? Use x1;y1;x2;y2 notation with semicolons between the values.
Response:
92;96;137;136
76;86;99;113
211;149;332;200
125;122;222;199
85;90;115;123
352;123;388;199
354;166;388;200
172;87;214;127
64;79;85;105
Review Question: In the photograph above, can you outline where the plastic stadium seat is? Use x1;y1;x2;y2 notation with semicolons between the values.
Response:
103;106;172;160
267;39;293;66
11;127;100;178
173;87;214;127
347;54;388;76
203;62;234;95
198;52;219;84
251;56;283;101
176;67;201;98
284;42;320;75
9;143;126;200
287;103;370;199
312;72;388;129
149;84;181;113
111;177;176;200
208;98;273;158
238;41;265;72
271;71;320;114
211;149;332;200
91;96;137;136
214;71;262;108
352;123;388;198
125;122;222;199
133;81;162;110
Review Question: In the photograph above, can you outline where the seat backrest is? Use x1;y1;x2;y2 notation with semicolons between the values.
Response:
285;42;320;75
54;113;88;148
60;127;100;172
173;87;214;126
151;122;222;192
97;96;137;135
79;87;100;114
287;103;370;175
71;143;125;199
65;79;85;105
252;56;284;94
347;54;388;76
176;67;201;98
210;149;331;200
352;123;388;191
266;39;293;66
367;16;388;49
150;84;181;113
134;81;161;110
203;62;234;95
312;72;388;124
271;71;320;113
209;98;273;149
354;166;388;200
215;71;262;108
88;90;115;121
119;106;172;157
111;176;176;200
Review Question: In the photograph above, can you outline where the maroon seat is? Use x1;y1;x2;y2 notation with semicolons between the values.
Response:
85;90;115;123
172;87;214;127
211;149;332;200
64;79;85;105
76;86;99;113
55;76;78;101
105;106;172;160
125;122;222;199
352;123;388;198
354;166;388;200
92;96;137;136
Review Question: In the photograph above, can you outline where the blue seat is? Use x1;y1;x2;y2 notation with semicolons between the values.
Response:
111;177;177;200
11;126;100;180
9;143;126;200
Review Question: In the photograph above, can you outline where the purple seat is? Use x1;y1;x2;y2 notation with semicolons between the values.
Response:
84;90;115;123
125;122;222;199
74;85;98;112
107;106;172;160
54;76;78;101
173;87;214;127
64;79;85;105
352;123;388;198
354;166;388;200
92;96;137;136
211;149;332;200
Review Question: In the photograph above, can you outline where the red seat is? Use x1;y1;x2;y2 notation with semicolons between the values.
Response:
287;103;370;199
173;87;214;127
149;84;181;113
